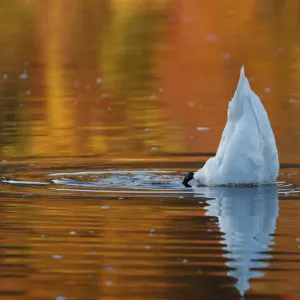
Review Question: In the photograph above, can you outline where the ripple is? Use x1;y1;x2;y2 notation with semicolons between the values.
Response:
48;170;185;191
1;169;300;197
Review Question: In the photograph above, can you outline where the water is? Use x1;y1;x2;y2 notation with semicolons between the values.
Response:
1;1;300;299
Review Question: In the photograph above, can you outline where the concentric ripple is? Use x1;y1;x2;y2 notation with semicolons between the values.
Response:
2;167;300;196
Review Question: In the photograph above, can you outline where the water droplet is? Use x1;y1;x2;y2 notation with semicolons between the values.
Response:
19;72;28;80
26;90;31;95
151;147;158;151
182;259;188;263
105;280;113;286
101;206;110;210
264;87;271;93
41;234;46;238
104;266;115;271
179;196;184;199
223;53;230;59
2;160;7;163
118;197;124;200
3;74;7;80
289;98;298;103
159;87;164;92
196;127;210;131
205;34;219;41
96;78;103;84
69;231;76;235
56;297;66;300
145;245;151;249
144;128;149;132
52;254;63;259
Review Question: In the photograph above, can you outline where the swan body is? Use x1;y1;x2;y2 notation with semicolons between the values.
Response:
193;67;279;186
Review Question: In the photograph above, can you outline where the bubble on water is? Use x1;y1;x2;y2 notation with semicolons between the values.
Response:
2;160;7;163
52;254;63;259
107;106;111;111
197;127;210;131
104;266;115;271
102;93;107;98
3;74;7;80
145;245;151;249
296;238;300;242
150;229;155;233
189;102;195;107
69;231;76;235
118;197;124;200
41;234;46;238
223;53;231;59
159;87;164;92
86;85;90;90
96;78;103;84
24;61;29;67
264;87;271;93
289;98;298;103
205;34;219;41
151;147;158;151
101;205;111;210
182;259;188;263
144;128;149;132
56;297;66;300
189;136;194;139
179;196;184;199
26;90;31;95
105;280;113;286
20;71;28;80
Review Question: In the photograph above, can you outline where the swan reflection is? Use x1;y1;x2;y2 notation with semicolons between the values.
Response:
200;186;279;295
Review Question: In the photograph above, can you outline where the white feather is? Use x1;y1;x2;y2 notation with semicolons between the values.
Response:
194;66;279;186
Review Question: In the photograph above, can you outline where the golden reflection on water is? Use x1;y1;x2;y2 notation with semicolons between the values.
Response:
0;0;299;161
1;1;300;299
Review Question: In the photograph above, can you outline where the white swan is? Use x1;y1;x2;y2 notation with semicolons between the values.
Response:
183;66;279;186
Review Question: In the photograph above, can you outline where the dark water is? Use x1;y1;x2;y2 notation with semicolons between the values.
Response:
1;1;300;299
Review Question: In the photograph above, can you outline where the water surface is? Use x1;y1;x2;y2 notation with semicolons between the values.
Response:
1;1;300;299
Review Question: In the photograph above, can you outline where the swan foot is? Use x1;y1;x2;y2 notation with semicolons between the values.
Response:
182;172;194;187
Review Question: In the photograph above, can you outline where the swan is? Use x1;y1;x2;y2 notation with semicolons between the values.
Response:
183;66;279;187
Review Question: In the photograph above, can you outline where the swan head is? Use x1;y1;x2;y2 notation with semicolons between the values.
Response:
182;172;194;187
